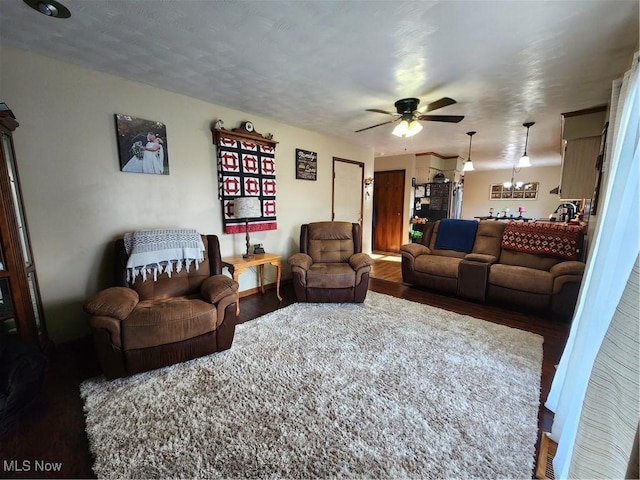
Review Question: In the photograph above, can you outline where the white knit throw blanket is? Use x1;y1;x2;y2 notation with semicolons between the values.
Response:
124;229;205;283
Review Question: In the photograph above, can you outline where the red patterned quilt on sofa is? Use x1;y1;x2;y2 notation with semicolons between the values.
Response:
501;222;584;261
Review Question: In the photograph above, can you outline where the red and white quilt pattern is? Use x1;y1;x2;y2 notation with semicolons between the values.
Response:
501;222;584;261
218;137;277;234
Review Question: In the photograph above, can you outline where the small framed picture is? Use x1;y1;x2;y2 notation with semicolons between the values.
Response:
295;149;317;180
115;114;169;175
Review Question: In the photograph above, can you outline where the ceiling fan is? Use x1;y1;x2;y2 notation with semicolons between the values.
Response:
355;97;464;137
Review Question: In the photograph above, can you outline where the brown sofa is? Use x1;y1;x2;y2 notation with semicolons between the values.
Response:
83;234;238;379
401;220;586;317
288;221;374;303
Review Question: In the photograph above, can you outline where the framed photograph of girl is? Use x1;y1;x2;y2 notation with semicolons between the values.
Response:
115;114;169;175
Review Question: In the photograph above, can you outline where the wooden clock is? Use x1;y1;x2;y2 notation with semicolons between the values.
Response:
212;120;278;147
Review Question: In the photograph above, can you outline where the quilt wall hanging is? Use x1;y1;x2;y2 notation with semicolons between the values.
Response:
212;121;278;234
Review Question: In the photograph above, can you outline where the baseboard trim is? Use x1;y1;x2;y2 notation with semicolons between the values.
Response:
238;278;291;298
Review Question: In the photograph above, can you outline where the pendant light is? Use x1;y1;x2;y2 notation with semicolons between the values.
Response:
517;121;534;168
462;131;476;172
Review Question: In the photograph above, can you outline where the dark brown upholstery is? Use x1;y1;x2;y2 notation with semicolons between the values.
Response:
288;221;374;303
401;220;585;317
401;220;505;295
83;234;238;379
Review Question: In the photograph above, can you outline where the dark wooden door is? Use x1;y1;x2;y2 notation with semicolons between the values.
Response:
373;170;405;253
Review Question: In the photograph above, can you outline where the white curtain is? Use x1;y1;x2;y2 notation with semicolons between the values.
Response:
545;54;639;478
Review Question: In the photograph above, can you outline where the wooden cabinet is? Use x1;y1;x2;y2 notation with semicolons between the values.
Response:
0;105;46;346
559;135;601;200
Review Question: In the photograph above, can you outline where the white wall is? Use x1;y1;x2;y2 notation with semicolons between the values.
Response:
0;47;374;343
461;165;563;220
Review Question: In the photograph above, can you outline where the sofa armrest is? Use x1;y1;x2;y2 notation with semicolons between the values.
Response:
287;253;313;271
83;287;139;320
349;253;375;270
464;253;497;264
550;261;586;277
201;275;238;304
400;243;431;258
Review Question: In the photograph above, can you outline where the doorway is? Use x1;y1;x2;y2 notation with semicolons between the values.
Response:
373;170;405;253
332;158;364;224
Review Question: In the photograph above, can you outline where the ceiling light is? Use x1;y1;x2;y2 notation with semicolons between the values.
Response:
23;0;71;18
392;120;409;137
462;131;476;172
518;121;535;168
392;118;423;138
505;121;534;187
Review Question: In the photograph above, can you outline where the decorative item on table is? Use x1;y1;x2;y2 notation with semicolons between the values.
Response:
234;197;262;258
253;244;265;254
518;206;526;216
489;208;494;217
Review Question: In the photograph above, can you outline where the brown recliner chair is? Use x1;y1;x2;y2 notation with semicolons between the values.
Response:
288;221;374;303
83;235;238;380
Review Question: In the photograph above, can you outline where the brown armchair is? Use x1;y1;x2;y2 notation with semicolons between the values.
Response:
288;221;374;303
83;235;238;380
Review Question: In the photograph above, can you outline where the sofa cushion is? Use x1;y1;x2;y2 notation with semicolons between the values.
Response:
489;264;553;294
434;219;478;253
415;255;464;279
122;297;217;350
499;249;561;271
128;235;212;301
307;222;354;263
307;263;356;289
472;221;506;258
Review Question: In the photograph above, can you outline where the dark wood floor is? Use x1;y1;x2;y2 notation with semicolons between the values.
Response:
0;259;569;478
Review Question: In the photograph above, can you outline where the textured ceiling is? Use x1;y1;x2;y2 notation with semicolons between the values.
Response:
0;0;637;170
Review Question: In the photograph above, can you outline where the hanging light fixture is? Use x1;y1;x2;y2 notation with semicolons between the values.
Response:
517;121;535;168
504;121;534;187
462;131;476;172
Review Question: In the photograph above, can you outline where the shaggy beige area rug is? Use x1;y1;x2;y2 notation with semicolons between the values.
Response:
80;291;543;479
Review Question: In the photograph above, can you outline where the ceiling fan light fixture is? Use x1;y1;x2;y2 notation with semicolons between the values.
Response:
392;119;422;138
391;120;409;137
407;120;422;136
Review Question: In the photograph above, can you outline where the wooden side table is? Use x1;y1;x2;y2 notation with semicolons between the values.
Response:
221;253;283;315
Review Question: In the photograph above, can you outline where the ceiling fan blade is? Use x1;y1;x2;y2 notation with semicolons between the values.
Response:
365;108;398;116
416;114;464;123
355;119;398;133
423;97;457;113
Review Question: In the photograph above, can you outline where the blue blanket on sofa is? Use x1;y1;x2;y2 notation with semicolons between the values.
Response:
434;219;479;253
